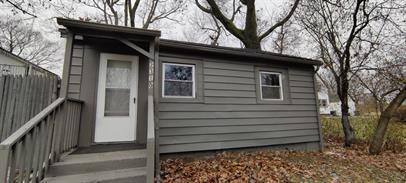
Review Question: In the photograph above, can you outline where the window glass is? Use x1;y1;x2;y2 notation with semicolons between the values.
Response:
163;63;195;98
164;64;193;80
261;73;280;86
260;72;283;100
261;87;281;99
104;60;131;116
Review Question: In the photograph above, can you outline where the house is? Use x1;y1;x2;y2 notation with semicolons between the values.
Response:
0;47;55;76
0;18;323;183
318;88;330;115
329;101;356;116
317;83;356;116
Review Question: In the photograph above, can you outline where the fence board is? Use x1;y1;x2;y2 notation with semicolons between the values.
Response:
0;75;59;142
0;77;6;138
15;76;25;129
3;76;15;139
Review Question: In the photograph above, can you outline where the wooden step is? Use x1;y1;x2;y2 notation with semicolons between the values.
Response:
42;167;146;183
46;149;146;177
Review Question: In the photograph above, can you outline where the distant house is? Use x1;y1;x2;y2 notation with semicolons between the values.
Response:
318;88;330;115
0;47;55;76
317;83;356;116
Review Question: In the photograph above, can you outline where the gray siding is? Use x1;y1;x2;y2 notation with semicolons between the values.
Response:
67;43;84;99
158;54;321;153
77;44;99;146
64;38;150;147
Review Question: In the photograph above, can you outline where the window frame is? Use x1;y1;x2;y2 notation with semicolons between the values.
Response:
162;62;196;99
259;71;284;101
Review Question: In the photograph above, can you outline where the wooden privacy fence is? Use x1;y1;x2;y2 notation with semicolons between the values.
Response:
0;75;59;142
0;98;83;183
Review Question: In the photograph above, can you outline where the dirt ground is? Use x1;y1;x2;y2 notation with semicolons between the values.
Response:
160;139;406;183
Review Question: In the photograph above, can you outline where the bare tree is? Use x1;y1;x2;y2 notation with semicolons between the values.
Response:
369;86;405;154
77;0;121;25
271;20;300;54
0;0;38;17
0;16;60;67
296;0;398;146
273;24;287;54
348;76;367;113
77;0;184;28
350;42;406;154
195;0;300;49
355;71;397;114
139;0;184;29
182;11;229;46
366;55;406;154
316;68;338;101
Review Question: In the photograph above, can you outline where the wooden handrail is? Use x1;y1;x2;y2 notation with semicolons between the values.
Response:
0;97;83;183
0;98;65;148
0;98;83;148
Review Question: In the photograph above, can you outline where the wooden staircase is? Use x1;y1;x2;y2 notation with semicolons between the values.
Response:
0;96;156;183
42;149;147;183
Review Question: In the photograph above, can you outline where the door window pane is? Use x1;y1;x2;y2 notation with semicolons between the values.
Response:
104;60;131;116
105;88;130;116
106;60;131;88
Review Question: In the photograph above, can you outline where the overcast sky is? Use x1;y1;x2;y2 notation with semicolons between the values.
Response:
0;0;316;75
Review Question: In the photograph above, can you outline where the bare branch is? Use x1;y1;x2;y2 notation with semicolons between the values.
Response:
259;0;299;40
3;0;37;17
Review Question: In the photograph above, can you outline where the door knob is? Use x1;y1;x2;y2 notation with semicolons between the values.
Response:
133;98;136;104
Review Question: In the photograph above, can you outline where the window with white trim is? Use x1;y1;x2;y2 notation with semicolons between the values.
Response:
259;71;283;100
162;63;195;98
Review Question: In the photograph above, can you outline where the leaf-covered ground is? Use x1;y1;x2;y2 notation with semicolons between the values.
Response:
160;139;406;182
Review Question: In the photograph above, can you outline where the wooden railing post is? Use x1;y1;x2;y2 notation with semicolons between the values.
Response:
0;146;10;183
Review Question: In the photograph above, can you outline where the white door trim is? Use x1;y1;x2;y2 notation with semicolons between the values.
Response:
95;53;139;143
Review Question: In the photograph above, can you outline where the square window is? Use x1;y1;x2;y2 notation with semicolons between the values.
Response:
260;72;283;100
162;63;195;98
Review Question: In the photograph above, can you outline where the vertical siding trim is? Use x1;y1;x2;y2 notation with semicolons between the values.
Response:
312;68;324;151
60;32;74;98
152;37;161;181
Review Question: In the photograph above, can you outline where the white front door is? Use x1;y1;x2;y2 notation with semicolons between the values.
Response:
95;53;139;143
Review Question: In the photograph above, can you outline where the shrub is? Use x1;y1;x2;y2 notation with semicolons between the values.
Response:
321;116;406;153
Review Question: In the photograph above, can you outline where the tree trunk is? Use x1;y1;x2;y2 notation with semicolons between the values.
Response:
242;0;261;49
378;100;385;114
338;75;355;147
130;12;135;27
242;38;261;49
341;96;355;146
369;86;406;155
124;0;129;26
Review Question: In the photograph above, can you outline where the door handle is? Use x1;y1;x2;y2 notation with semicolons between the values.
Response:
133;98;136;104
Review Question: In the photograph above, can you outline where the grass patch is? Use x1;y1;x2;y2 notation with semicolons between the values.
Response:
322;116;406;152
